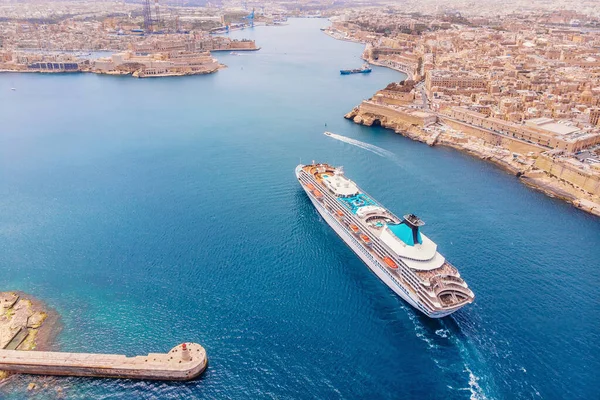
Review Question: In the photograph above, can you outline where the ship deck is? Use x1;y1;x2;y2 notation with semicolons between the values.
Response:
298;163;474;314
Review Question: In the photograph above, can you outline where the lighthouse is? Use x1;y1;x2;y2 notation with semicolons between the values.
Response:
181;343;192;362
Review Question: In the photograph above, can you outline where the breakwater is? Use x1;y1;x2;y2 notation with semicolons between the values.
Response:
0;343;207;381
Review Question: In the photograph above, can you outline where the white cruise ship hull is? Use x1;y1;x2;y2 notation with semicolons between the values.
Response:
297;167;457;318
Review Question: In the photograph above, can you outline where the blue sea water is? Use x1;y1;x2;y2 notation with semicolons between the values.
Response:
1;18;599;400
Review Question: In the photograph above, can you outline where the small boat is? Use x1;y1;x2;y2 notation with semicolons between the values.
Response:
11;88;16;91
313;189;323;198
305;183;315;190
336;210;344;217
230;52;240;56
349;224;359;233
360;234;371;244
383;257;398;269
340;64;372;75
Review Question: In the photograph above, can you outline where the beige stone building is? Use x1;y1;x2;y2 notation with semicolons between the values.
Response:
426;70;488;94
446;107;600;153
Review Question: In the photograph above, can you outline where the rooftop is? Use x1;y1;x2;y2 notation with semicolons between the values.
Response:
525;117;581;135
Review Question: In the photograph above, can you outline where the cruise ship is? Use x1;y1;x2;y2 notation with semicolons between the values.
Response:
296;162;474;318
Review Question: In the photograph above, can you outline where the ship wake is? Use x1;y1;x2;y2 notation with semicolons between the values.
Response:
324;132;396;160
402;308;497;400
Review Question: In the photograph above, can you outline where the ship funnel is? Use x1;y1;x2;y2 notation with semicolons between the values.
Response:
401;214;424;246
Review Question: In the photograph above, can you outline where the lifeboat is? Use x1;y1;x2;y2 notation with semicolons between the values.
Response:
336;210;344;217
383;257;398;269
306;183;315;191
349;224;359;233
313;190;323;199
360;234;371;244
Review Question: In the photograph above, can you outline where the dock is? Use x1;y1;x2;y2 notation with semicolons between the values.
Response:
0;343;207;381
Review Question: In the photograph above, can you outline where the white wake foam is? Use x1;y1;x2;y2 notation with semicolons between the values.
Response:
435;328;450;338
324;132;397;160
465;366;490;400
401;311;495;400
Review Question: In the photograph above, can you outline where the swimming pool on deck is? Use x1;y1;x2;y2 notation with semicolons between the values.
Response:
338;194;377;214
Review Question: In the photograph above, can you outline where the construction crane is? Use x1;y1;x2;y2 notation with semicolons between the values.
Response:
143;0;153;32
243;9;255;28
143;0;163;33
154;0;162;31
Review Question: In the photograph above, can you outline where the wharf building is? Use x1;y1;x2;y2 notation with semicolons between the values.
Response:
131;35;258;54
366;46;420;78
27;60;89;72
195;37;257;52
0;52;90;72
92;50;220;77
445;107;600;153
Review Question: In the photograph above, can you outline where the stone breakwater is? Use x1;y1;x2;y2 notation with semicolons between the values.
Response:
345;103;600;217
0;343;207;382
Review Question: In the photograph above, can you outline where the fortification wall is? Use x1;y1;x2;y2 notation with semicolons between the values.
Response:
359;102;435;127
534;155;600;196
440;117;545;155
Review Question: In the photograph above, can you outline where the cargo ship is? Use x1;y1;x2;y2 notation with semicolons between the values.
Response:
340;64;372;75
296;162;474;318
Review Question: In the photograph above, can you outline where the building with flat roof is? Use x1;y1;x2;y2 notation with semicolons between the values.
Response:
426;70;488;94
446;107;600;153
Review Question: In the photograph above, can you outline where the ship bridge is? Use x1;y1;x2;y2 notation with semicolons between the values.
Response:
321;173;359;197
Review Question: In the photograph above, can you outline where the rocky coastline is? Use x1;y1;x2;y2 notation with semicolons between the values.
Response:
0;292;61;382
345;105;600;217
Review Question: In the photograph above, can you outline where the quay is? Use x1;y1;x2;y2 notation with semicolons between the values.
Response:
0;343;207;381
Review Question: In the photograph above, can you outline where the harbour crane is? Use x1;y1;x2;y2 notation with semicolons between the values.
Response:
243;9;255;28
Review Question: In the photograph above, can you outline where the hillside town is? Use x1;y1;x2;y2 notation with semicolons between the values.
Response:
1;1;599;211
0;0;263;77
331;8;600;215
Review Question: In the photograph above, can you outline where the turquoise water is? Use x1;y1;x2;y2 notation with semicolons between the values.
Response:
1;19;599;400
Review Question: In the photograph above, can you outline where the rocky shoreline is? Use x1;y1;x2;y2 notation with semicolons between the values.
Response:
0;292;62;382
344;106;600;217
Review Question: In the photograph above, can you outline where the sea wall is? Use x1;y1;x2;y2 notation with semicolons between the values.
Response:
345;100;600;217
439;117;545;155
349;101;435;128
534;154;600;196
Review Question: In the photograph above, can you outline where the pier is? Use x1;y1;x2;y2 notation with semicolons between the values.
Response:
0;343;207;381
